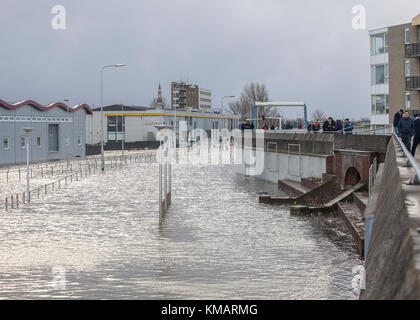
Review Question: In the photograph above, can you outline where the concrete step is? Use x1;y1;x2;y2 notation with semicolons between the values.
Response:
277;179;310;197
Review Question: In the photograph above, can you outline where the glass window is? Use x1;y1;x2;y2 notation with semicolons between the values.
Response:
3;137;9;150
375;65;385;84
385;33;388;53
405;61;410;76
385;64;389;84
406;93;411;109
405;28;410;44
107;116;116;132
36;137;41;147
77;136;81;145
375;34;385;55
20;136;26;148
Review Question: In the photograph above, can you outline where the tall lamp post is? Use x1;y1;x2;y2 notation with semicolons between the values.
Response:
100;63;127;171
221;95;235;114
22;127;32;203
63;98;70;167
121;104;125;158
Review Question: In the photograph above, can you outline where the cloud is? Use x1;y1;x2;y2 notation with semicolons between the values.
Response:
0;0;419;118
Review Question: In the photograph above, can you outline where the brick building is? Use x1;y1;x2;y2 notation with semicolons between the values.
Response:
369;13;420;127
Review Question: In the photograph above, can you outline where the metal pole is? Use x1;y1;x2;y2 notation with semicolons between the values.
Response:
25;130;31;203
121;104;125;158
101;67;105;171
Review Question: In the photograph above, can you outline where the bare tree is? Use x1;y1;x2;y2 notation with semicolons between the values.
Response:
311;109;326;121
228;83;270;121
150;96;169;109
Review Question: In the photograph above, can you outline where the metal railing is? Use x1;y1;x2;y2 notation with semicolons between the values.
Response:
405;42;420;58
393;133;420;185
406;76;420;91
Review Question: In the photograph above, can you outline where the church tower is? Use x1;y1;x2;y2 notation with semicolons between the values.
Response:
157;83;163;109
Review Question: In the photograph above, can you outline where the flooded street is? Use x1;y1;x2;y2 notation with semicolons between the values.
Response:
0;157;362;299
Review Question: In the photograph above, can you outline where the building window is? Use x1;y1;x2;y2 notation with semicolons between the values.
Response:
371;64;388;85
77;136;81;145
406;93;411;109
36;137;41;147
48;124;59;152
371;94;390;115
405;60;410;76
405;28;410;44
3;137;9;150
20;136;26;148
371;33;388;56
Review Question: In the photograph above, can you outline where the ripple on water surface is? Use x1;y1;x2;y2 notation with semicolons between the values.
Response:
0;161;362;299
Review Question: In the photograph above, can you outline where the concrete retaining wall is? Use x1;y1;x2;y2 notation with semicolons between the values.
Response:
235;150;327;183
361;138;420;300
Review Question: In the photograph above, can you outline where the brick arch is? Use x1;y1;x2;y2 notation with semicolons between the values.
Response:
345;167;361;186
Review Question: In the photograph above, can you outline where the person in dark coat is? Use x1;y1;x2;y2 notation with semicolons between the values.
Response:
335;119;343;133
344;119;353;134
398;111;414;151
393;109;403;136
322;117;329;133
411;114;420;156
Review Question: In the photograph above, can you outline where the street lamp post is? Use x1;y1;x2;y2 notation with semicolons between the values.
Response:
221;95;235;114
64;99;70;167
100;63;127;171
22;127;32;203
121;104;125;158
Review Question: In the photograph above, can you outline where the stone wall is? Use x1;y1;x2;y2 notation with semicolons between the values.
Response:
360;138;420;299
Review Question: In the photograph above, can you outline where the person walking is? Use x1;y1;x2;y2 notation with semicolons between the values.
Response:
344;119;353;134
411;114;420;156
398;111;414;151
393;109;403;136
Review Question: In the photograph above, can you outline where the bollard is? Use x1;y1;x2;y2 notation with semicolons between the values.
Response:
17;193;20;207
41;167;44;177
6;169;9;183
65;176;67;185
18;168;21;181
51;167;54;176
52;182;55;191
59;180;61;189
62;165;64;174
11;194;14;209
38;188;40;199
5;197;8;212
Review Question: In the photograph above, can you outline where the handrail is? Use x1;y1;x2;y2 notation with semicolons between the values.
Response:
393;133;420;185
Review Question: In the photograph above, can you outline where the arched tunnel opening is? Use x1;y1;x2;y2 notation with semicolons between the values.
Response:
345;167;361;186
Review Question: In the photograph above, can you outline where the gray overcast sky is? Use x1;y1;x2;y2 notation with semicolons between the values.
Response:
0;0;419;119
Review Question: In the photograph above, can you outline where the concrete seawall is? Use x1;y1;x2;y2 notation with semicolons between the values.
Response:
361;137;420;299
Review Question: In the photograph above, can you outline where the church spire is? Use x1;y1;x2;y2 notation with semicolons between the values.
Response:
157;83;163;109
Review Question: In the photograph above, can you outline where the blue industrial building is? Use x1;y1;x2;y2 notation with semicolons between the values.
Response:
0;99;92;166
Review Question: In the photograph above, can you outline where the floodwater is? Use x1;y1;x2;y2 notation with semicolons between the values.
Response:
0;151;362;299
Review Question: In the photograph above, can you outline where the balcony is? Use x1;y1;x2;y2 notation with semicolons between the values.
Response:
405;42;420;58
406;76;420;91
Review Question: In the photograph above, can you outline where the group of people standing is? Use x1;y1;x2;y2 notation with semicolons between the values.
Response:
307;117;353;134
393;109;420;156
